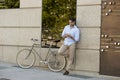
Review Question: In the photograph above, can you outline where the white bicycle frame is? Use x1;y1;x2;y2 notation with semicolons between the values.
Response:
29;38;54;64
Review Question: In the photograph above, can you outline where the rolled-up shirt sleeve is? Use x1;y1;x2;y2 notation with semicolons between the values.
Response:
75;29;80;42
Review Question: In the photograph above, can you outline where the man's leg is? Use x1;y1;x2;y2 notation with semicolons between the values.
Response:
58;44;69;57
65;43;76;73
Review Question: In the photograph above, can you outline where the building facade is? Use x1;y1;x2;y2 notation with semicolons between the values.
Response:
0;0;120;77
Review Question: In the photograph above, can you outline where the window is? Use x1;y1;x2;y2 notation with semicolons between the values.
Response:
42;0;76;48
0;0;19;9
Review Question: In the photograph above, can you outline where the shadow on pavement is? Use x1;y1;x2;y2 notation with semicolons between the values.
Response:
0;78;10;80
68;74;93;79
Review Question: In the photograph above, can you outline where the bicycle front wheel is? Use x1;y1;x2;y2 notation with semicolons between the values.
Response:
48;51;66;72
16;49;36;69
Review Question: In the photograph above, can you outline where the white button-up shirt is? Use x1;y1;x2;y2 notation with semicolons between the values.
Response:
62;25;80;46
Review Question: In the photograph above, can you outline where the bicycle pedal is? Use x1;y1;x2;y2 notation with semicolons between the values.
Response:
40;61;48;64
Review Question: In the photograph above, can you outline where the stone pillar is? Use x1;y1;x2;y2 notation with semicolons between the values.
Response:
75;0;101;74
20;0;42;8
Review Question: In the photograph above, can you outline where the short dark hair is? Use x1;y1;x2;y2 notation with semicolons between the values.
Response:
69;18;76;22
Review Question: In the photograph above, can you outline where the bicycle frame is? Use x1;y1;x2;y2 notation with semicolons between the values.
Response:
29;42;53;62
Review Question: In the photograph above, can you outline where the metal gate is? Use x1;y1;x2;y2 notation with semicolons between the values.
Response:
100;0;120;77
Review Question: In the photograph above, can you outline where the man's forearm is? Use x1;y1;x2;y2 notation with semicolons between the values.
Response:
62;35;67;39
63;34;75;41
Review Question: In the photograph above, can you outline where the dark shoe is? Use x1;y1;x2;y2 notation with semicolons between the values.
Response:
63;71;69;75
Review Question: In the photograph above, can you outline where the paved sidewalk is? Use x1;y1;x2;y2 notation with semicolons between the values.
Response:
0;62;119;80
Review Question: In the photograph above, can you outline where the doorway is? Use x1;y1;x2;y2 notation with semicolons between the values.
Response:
100;0;120;77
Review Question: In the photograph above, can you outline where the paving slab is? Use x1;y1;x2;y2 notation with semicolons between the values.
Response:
0;62;119;80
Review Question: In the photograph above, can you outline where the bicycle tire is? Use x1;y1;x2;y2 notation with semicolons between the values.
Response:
16;49;36;69
48;51;66;72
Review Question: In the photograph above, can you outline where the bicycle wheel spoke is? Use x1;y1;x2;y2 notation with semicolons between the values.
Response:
48;53;66;72
16;49;36;68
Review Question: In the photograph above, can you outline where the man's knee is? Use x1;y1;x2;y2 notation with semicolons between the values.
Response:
58;49;62;54
58;50;67;57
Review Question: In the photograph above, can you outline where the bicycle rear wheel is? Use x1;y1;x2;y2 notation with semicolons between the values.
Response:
48;51;66;72
16;49;36;69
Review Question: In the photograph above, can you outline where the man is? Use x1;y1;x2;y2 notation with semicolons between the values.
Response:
58;18;80;75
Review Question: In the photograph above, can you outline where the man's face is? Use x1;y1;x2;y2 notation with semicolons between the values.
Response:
69;20;75;26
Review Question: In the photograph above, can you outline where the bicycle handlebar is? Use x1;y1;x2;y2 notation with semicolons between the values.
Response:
31;38;38;42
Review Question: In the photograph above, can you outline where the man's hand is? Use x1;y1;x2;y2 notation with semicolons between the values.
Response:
63;34;68;38
66;34;71;37
63;34;70;38
65;34;75;40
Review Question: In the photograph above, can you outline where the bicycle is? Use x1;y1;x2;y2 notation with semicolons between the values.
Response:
16;38;66;72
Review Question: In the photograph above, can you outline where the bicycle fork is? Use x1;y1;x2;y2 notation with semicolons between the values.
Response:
25;45;34;59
